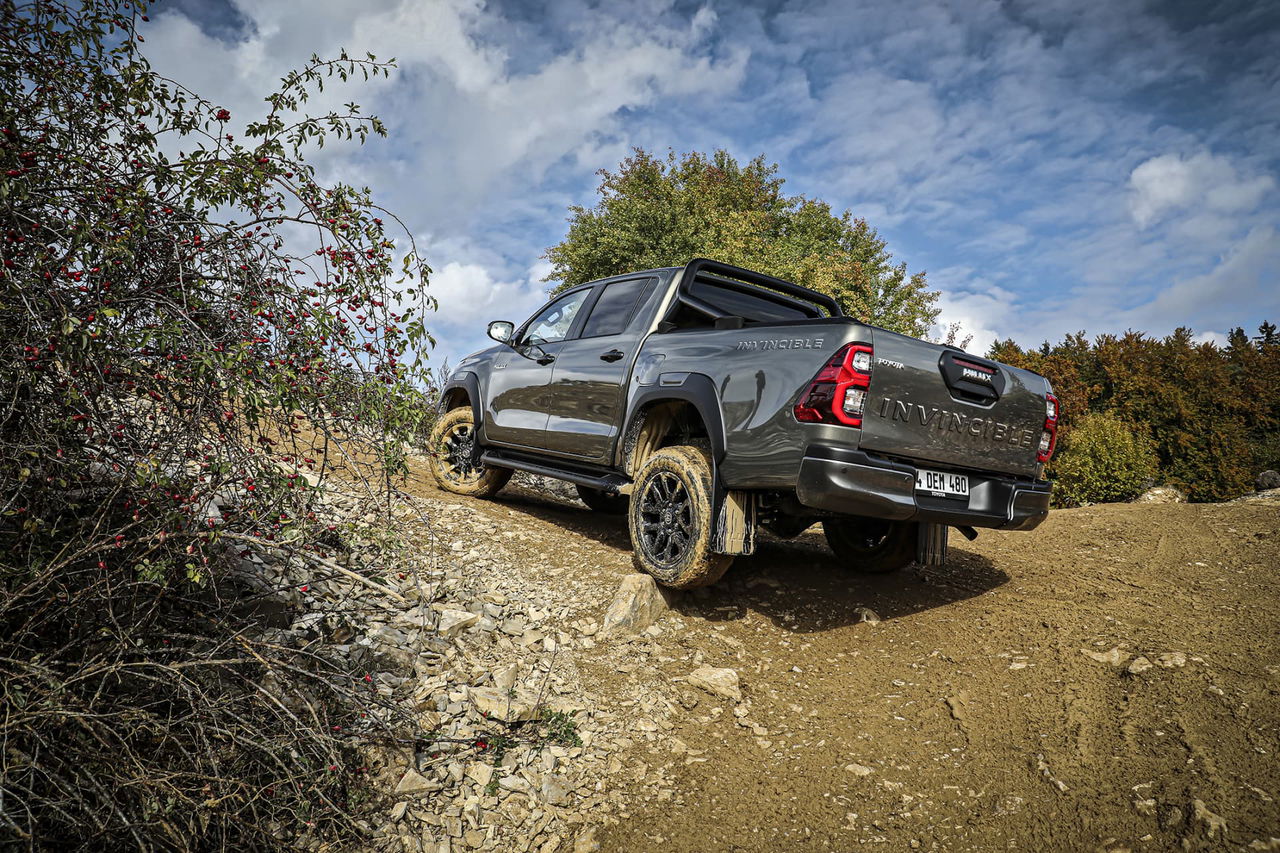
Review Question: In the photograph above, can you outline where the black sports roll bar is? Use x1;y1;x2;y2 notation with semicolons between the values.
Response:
676;257;844;318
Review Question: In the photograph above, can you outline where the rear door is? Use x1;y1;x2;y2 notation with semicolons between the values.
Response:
858;329;1049;477
541;276;656;462
482;288;591;450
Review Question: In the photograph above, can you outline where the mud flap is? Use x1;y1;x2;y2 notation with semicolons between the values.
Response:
916;522;948;566
712;490;756;556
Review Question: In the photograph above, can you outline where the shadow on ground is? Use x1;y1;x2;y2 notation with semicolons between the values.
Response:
494;483;634;550
490;483;1009;634
682;535;1007;633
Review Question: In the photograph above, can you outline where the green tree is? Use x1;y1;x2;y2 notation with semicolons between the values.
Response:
1051;412;1158;506
543;148;939;337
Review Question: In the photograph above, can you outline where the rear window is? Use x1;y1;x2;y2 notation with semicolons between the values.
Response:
689;280;818;322
580;278;650;338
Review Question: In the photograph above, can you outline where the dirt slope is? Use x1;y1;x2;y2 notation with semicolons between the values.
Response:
404;467;1280;852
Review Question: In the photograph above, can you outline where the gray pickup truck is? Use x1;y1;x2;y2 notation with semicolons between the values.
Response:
431;259;1057;588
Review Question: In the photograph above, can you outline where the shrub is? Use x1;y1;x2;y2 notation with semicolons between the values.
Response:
1051;412;1158;506
1;0;433;846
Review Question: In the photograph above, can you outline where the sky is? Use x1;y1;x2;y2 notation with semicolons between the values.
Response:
145;0;1280;366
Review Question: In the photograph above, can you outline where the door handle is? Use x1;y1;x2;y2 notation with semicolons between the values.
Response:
536;353;555;365
600;349;625;363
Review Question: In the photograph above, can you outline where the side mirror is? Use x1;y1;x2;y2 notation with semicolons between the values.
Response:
487;320;515;344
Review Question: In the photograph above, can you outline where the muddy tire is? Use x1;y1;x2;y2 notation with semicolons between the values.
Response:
576;484;628;515
427;407;511;498
628;445;733;589
824;517;917;573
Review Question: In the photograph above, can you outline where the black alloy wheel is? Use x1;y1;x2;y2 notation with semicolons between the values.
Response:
626;445;732;588
440;420;479;485
638;471;694;567
427;407;511;498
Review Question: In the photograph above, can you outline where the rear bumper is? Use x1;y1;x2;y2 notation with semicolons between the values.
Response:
795;446;1051;530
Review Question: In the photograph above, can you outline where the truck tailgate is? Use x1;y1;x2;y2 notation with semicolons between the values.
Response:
859;330;1048;478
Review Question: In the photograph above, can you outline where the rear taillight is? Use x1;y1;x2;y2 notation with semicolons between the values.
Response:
1038;392;1059;463
794;343;873;427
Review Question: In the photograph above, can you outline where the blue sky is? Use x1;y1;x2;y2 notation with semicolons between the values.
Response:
147;0;1279;365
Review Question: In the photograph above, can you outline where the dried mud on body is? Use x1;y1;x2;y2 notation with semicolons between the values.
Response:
402;462;1280;852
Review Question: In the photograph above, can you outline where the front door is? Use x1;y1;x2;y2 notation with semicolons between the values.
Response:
543;277;655;462
482;288;590;450
481;343;561;449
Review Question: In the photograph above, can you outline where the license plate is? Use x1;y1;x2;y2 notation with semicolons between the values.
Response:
915;468;969;498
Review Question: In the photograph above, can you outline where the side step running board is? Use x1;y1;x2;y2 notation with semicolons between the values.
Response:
479;451;630;496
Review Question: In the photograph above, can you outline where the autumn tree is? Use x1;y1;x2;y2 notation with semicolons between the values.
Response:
991;324;1280;503
543;148;939;337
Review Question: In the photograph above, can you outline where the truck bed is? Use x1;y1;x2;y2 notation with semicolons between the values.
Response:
637;316;1050;487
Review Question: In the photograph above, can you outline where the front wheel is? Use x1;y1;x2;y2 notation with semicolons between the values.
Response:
824;517;917;573
427;407;512;498
627;445;732;589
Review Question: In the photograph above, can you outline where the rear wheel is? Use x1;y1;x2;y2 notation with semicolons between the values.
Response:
824;517;917;573
628;445;732;589
427;407;511;498
576;484;628;515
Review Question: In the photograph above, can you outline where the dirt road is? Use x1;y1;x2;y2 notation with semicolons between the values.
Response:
406;467;1280;851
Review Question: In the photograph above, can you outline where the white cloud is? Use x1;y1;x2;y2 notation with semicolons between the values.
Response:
1134;225;1279;330
1128;151;1274;228
930;269;1021;355
1192;330;1229;347
928;223;1280;356
771;0;1279;350
142;0;746;368
147;0;746;231
429;260;546;330
138;0;1280;365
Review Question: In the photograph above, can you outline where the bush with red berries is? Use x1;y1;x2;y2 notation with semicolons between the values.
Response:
0;1;437;848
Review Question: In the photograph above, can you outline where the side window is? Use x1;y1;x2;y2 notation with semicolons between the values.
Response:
579;278;650;339
521;289;589;345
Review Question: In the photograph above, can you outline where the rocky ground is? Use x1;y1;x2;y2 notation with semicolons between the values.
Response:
244;462;1280;852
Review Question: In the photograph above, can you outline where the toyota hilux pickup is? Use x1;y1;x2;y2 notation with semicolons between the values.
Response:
431;259;1057;588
